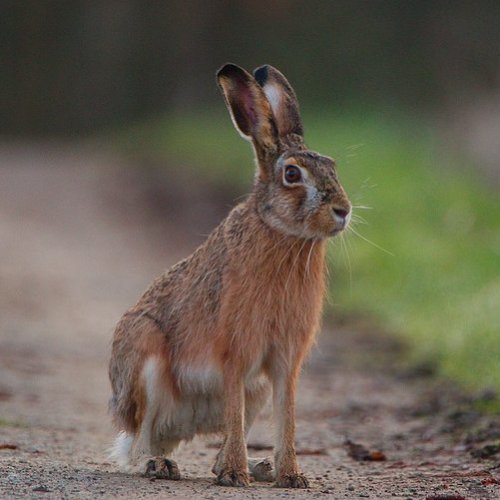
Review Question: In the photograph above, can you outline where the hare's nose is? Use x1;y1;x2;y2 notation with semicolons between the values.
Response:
333;207;349;219
332;206;351;228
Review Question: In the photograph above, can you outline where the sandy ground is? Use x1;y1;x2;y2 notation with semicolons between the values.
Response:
0;144;498;499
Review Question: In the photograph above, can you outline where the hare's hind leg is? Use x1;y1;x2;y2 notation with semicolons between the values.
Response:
248;457;274;482
134;356;182;479
111;317;183;478
110;431;135;469
110;430;180;480
137;433;181;480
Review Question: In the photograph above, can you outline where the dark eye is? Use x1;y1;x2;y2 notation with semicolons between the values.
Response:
284;165;302;184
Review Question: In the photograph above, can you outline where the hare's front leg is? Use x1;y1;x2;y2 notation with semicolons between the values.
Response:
216;367;250;487
272;365;309;488
213;379;273;482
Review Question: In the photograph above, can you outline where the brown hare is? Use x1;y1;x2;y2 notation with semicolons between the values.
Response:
109;63;351;488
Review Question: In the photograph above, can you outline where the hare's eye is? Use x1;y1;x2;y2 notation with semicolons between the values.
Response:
284;165;302;184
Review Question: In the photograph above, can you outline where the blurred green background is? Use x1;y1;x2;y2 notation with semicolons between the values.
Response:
2;1;499;395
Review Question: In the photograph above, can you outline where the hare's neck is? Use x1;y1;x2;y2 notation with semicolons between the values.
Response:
267;231;327;280
227;198;328;293
252;214;328;295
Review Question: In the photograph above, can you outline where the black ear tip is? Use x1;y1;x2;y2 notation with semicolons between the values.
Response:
217;63;245;79
254;65;270;86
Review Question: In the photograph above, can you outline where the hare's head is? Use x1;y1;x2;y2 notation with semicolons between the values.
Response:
217;63;351;240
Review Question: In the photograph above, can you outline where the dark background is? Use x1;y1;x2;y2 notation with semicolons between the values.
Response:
2;0;500;135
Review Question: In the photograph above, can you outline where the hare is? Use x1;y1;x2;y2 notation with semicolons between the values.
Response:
109;63;351;488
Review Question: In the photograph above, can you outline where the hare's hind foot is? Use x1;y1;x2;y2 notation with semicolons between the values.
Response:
275;472;309;489
144;457;181;480
212;456;274;483
248;457;274;482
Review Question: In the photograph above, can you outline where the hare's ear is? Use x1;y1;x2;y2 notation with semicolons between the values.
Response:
217;63;278;158
254;65;303;139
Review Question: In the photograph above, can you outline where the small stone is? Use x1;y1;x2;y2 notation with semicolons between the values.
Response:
32;486;50;493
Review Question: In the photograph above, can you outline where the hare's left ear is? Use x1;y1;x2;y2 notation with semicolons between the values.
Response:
254;65;304;139
217;64;279;165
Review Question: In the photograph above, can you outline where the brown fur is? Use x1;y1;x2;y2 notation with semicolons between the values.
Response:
109;63;351;488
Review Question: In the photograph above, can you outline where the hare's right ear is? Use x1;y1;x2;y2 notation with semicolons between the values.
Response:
217;64;279;171
253;65;303;139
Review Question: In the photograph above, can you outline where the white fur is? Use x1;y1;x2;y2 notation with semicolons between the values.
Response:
177;358;223;394
305;183;320;209
109;431;134;469
133;357;162;459
263;84;282;117
151;357;225;441
144;356;157;396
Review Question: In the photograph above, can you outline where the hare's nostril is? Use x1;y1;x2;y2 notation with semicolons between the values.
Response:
333;207;349;219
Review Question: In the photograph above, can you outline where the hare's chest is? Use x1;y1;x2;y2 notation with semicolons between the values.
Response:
221;244;325;358
231;276;321;351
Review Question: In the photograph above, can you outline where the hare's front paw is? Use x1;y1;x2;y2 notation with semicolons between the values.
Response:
216;467;250;487
144;458;181;480
275;472;309;488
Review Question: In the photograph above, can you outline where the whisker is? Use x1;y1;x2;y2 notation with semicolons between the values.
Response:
324;243;332;280
232;192;249;203
350;176;377;203
303;239;316;289
285;238;309;290
306;240;315;276
350;214;368;225
347;226;395;256
325;238;340;282
267;232;290;257
323;251;338;308
274;235;300;276
340;233;353;297
358;177;377;190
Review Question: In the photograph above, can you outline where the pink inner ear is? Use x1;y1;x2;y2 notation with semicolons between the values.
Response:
237;81;259;129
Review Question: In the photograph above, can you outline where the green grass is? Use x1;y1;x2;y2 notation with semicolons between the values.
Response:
112;109;500;395
0;416;29;428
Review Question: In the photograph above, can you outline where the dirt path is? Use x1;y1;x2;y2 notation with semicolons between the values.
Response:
0;144;498;499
